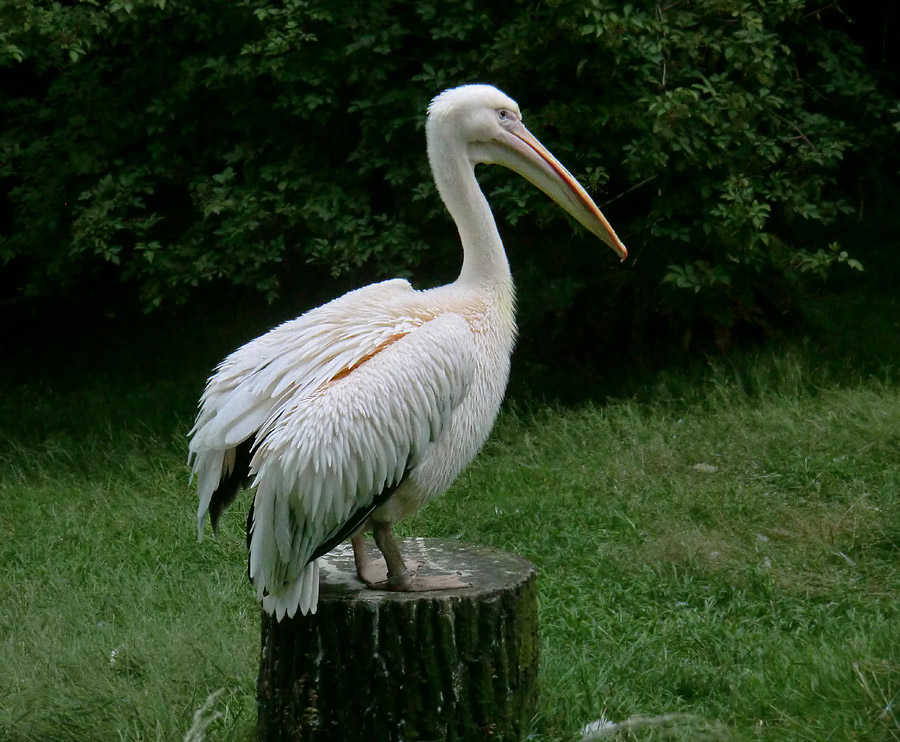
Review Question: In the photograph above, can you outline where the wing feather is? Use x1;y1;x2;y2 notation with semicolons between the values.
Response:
247;313;475;617
189;279;427;537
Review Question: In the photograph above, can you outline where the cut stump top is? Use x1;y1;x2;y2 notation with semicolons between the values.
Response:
317;537;536;605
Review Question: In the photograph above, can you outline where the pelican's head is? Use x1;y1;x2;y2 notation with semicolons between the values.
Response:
427;84;627;260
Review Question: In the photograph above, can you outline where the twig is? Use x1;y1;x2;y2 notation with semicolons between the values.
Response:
773;113;819;153
601;174;659;208
803;2;851;22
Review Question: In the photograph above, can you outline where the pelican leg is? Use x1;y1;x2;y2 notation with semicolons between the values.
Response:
352;533;388;586
371;523;414;588
372;523;471;592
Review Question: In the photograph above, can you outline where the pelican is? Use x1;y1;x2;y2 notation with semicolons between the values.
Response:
189;84;627;620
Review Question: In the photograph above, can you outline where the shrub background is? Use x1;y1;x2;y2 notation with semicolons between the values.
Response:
1;0;898;354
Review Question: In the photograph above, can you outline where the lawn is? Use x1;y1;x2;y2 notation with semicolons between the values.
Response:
1;306;898;741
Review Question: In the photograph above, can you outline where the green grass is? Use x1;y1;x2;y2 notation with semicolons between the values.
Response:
2;347;899;741
417;361;900;740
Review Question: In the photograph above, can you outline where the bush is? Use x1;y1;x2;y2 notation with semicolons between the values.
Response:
1;0;896;343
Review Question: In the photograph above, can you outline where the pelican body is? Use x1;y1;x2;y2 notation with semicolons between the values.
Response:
189;84;627;619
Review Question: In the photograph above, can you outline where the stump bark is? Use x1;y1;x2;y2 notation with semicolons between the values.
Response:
257;538;538;742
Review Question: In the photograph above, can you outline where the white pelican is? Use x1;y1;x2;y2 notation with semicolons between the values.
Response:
189;84;627;620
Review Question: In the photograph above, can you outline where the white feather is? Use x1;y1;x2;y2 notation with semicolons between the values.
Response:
240;313;478;614
189;279;430;531
273;491;291;562
188;84;621;619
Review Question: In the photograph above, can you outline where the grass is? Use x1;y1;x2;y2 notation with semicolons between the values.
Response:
1;325;899;740
425;364;900;740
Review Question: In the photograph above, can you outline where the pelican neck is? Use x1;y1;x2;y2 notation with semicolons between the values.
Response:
427;135;511;290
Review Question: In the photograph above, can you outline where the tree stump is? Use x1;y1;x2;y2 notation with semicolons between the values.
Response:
257;538;538;742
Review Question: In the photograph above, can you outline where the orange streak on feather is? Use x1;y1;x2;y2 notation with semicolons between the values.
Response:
320;332;412;389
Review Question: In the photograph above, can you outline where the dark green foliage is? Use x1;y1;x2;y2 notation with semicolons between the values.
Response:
1;0;897;336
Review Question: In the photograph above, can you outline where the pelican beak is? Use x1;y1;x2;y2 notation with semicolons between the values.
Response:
489;121;627;261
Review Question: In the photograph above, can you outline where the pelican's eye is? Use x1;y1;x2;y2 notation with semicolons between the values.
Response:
497;109;510;122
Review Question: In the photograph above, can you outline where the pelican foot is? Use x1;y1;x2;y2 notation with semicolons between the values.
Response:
394;572;472;592
360;526;471;592
358;560;424;590
360;565;471;593
356;556;389;587
353;534;424;587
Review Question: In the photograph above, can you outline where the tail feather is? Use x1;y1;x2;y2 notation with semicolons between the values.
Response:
261;561;319;620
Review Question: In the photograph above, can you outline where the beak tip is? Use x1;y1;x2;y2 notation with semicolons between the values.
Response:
608;239;627;261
